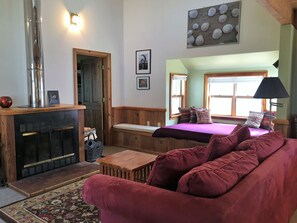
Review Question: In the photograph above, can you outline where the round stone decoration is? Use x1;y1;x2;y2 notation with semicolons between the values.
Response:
189;10;198;19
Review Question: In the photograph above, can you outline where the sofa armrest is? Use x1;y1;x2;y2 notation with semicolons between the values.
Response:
82;174;220;223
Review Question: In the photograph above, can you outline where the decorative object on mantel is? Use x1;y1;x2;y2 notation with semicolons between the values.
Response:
136;49;151;74
0;96;12;108
136;76;150;90
47;90;60;105
187;1;241;48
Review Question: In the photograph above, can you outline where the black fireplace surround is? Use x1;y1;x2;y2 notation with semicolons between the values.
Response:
14;110;79;180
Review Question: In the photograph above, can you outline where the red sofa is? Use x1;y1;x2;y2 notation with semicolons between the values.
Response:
83;138;297;223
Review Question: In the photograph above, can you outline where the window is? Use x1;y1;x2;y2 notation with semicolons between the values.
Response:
204;72;267;117
169;73;188;118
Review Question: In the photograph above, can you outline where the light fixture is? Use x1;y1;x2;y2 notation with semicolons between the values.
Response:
70;13;80;26
273;60;279;68
253;77;289;131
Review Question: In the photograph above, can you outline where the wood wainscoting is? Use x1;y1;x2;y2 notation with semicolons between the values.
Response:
111;107;205;153
111;106;291;154
112;106;166;127
112;127;205;154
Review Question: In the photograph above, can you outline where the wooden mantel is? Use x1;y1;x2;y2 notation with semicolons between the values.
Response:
0;104;86;183
0;104;85;116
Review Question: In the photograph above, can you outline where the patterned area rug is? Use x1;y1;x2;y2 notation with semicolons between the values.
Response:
0;179;100;223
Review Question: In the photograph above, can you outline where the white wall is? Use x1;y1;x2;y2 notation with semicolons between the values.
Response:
0;0;124;106
123;0;280;108
0;0;280;109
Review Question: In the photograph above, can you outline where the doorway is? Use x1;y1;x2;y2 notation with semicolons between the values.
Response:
73;48;112;145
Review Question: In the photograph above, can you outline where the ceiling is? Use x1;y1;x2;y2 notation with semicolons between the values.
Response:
179;51;279;71
257;0;297;25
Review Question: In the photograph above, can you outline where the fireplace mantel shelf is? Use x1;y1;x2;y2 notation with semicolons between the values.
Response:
0;104;86;116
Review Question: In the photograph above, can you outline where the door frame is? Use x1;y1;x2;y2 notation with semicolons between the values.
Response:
73;48;112;145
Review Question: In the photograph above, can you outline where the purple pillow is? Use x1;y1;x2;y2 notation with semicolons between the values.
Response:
146;146;210;190
177;150;259;198
178;107;190;123
235;130;284;162
207;125;250;161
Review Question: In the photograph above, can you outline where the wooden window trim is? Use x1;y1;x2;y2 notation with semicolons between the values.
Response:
169;73;188;119
204;71;267;118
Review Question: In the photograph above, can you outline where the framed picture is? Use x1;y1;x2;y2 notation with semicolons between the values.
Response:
136;76;150;90
187;1;241;48
136;49;151;74
47;90;60;105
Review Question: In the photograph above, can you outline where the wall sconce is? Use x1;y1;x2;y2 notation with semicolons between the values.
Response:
70;13;80;26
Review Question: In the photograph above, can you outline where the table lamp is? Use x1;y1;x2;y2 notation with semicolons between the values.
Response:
253;77;289;131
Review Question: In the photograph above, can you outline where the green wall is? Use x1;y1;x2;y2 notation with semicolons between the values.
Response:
278;25;295;119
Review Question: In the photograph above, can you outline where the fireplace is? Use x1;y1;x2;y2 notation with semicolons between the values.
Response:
14;110;79;179
0;105;85;183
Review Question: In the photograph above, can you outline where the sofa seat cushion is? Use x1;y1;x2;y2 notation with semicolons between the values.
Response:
146;146;210;190
177;150;259;198
235;130;284;162
208;125;251;161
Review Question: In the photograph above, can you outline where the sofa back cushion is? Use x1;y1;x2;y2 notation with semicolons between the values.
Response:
207;125;250;161
146;146;210;190
177;150;259;198
235;130;284;162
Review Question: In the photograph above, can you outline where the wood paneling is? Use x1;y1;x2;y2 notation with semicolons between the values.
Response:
257;0;293;25
112;106;166;127
112;128;205;154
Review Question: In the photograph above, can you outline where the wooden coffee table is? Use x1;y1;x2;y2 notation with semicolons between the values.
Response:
97;150;157;183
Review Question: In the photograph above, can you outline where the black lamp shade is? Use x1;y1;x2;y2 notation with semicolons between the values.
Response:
253;77;289;99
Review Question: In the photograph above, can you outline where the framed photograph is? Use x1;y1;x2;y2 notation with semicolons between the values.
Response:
47;90;60;105
136;76;150;90
136;49;151;74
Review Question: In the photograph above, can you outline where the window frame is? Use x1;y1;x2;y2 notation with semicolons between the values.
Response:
169;73;188;119
204;71;267;118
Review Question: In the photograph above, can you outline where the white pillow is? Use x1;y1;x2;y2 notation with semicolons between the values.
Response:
244;111;264;128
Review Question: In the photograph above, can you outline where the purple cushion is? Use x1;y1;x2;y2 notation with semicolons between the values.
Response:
146;146;210;190
208;125;250;161
235;130;284;162
177;150;259;198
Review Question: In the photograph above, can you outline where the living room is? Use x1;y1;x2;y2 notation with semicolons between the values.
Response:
1;0;297;222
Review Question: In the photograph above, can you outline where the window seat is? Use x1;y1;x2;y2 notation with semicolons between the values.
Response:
112;123;203;154
113;123;159;133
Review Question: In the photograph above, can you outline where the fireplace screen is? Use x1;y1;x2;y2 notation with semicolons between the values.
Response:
14;111;79;179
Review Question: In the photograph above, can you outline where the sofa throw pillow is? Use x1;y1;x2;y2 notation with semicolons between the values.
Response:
177;150;259;198
207;124;250;161
178;107;190;123
146;145;210;190
196;109;213;124
260;111;276;130
235;130;284;162
244;111;264;128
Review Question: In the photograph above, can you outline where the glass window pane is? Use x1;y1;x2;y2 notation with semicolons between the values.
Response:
171;97;181;114
236;82;261;96
209;97;232;116
209;83;233;95
172;80;181;95
236;98;262;116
